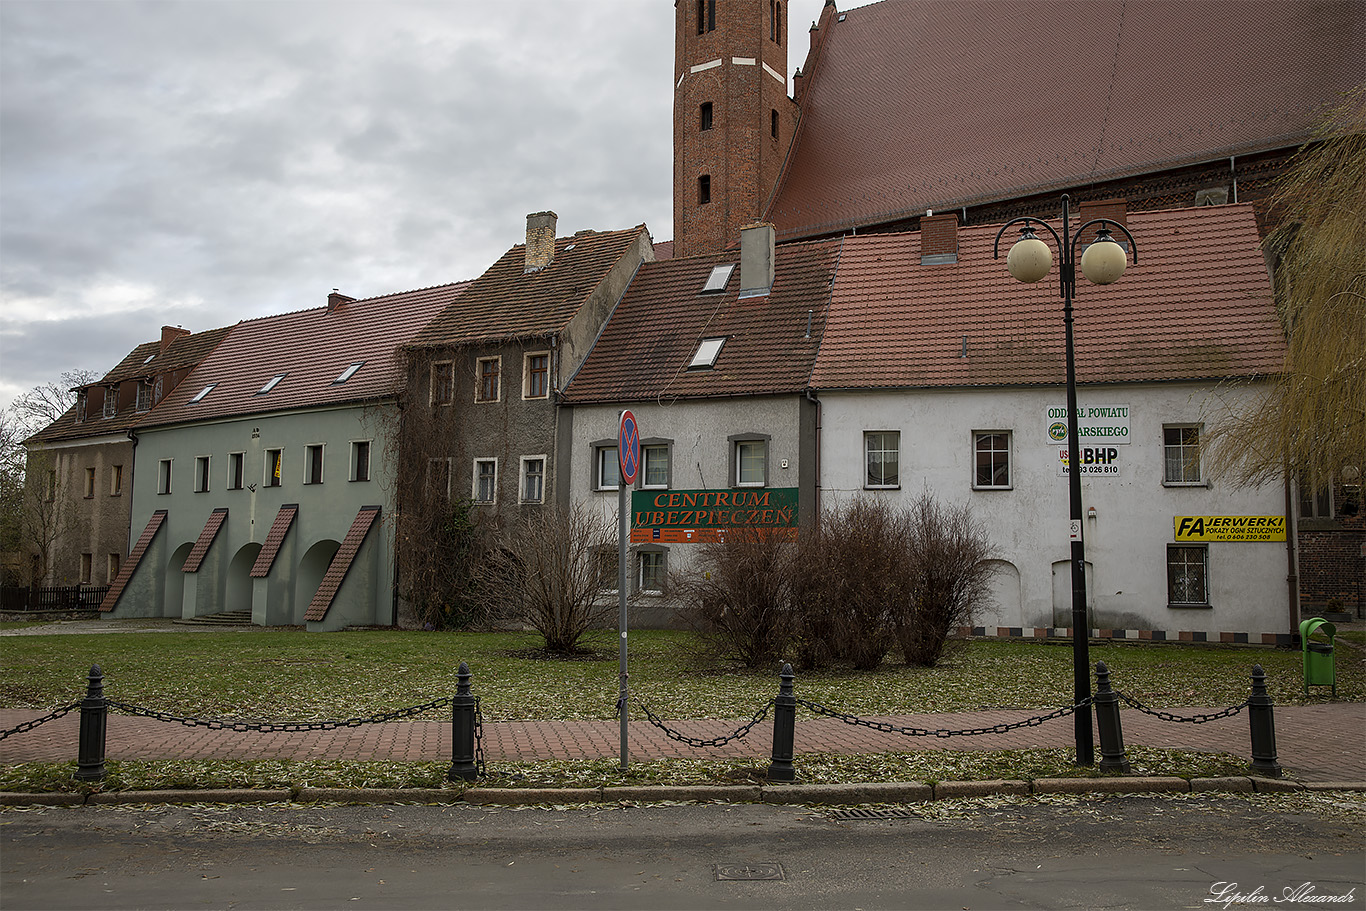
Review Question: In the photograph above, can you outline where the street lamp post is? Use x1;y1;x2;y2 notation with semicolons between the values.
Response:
993;194;1138;766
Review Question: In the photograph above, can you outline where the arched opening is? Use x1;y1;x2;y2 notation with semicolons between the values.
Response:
164;542;194;618
226;543;262;616
979;559;1022;629
295;539;341;625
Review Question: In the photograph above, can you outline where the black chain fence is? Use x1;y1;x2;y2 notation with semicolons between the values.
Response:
0;703;80;741
795;697;1093;738
1114;691;1250;724
638;699;775;748
103;697;455;733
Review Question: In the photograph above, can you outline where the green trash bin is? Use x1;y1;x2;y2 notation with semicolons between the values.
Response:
1299;618;1337;696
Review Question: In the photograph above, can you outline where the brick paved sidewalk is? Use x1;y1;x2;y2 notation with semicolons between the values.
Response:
2;703;1361;782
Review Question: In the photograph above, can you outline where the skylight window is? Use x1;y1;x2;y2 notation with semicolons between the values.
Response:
142;353;156;365
333;362;364;384
688;337;726;370
257;374;286;395
187;384;217;404
701;263;735;294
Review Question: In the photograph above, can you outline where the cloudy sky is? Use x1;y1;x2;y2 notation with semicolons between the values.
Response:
0;0;850;413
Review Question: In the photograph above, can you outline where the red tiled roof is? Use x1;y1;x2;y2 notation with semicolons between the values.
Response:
303;506;380;623
809;204;1284;390
250;505;298;578
181;508;228;574
142;283;469;426
652;240;675;261
768;0;1363;241
563;239;841;404
410;227;649;347
27;326;232;445
99;510;167;612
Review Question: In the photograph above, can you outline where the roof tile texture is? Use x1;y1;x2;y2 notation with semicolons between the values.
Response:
181;509;229;574
810;204;1284;390
250;505;298;578
411;227;648;347
769;0;1363;240
564;239;841;404
144;283;469;426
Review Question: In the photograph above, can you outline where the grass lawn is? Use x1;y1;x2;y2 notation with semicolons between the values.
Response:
2;628;1360;722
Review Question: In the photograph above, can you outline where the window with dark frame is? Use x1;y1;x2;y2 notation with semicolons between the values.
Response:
84;467;96;498
474;459;497;503
700;102;713;131
158;459;172;495
195;456;210;492
525;353;549;398
431;361;454;405
864;431;899;488
1163;425;1201;483
80;553;92;585
110;464;123;496
698;175;711;205
771;109;779;139
265;449;282;488
227;453;244;490
477;357;500;402
1167;545;1209;606
974;432;1011;488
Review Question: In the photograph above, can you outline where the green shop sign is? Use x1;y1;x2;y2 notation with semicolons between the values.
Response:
630;488;799;543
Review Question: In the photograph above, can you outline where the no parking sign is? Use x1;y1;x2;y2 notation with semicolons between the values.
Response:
618;410;640;485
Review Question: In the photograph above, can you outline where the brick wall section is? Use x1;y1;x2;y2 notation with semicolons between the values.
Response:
1298;479;1364;616
920;213;959;257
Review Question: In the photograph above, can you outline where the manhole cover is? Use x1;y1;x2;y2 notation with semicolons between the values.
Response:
713;862;785;881
825;808;917;820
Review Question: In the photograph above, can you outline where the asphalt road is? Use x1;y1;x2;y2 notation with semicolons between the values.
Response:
3;794;1363;910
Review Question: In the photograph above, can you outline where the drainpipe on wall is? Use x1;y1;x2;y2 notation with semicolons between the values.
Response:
805;388;821;526
1284;469;1299;639
125;429;138;555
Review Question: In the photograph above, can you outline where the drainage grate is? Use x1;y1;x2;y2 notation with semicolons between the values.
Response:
825;808;918;821
713;862;786;881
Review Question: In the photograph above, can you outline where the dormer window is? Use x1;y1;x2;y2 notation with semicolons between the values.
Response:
188;384;216;404
102;387;118;418
333;362;363;385
257;374;286;395
688;337;726;370
136;381;153;412
701;263;734;293
76;391;88;422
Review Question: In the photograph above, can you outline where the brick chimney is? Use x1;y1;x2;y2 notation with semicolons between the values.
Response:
1080;198;1128;228
160;325;190;353
920;212;959;264
739;222;776;298
328;289;356;312
524;211;558;273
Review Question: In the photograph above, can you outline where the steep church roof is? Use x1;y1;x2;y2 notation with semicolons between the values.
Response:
767;0;1363;241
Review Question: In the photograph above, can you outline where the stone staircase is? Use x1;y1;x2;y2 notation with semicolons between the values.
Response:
173;610;254;627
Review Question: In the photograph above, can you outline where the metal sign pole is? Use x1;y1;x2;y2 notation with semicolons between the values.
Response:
618;479;628;771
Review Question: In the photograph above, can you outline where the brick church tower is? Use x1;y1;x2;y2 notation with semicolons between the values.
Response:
673;0;800;258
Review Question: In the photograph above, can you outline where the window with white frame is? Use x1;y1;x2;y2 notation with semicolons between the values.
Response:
257;373;286;395
732;436;768;487
638;549;666;595
351;441;371;482
304;444;324;485
135;381;153;412
157;459;173;495
473;458;497;504
227;452;244;490
194;456;211;493
864;431;899;488
1167;545;1209;606
476;357;500;403
642;441;671;489
1163;425;1202;484
524;352;550;399
110;464;124;496
594;444;620;490
431;361;454;405
521;456;545;504
427;458;451;501
973;431;1012;489
102;387;118;417
265;449;282;488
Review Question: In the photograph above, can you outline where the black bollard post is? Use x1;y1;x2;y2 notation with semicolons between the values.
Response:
1093;661;1130;773
766;663;797;782
75;665;107;782
1248;664;1282;778
448;661;479;783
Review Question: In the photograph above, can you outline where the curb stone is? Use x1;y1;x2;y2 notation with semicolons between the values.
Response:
2;779;1363;808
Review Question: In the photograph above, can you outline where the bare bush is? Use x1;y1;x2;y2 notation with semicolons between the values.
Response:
398;497;492;630
473;502;619;654
896;490;995;667
674;526;798;668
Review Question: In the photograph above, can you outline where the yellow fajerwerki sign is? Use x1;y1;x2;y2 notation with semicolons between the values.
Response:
1174;515;1286;542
